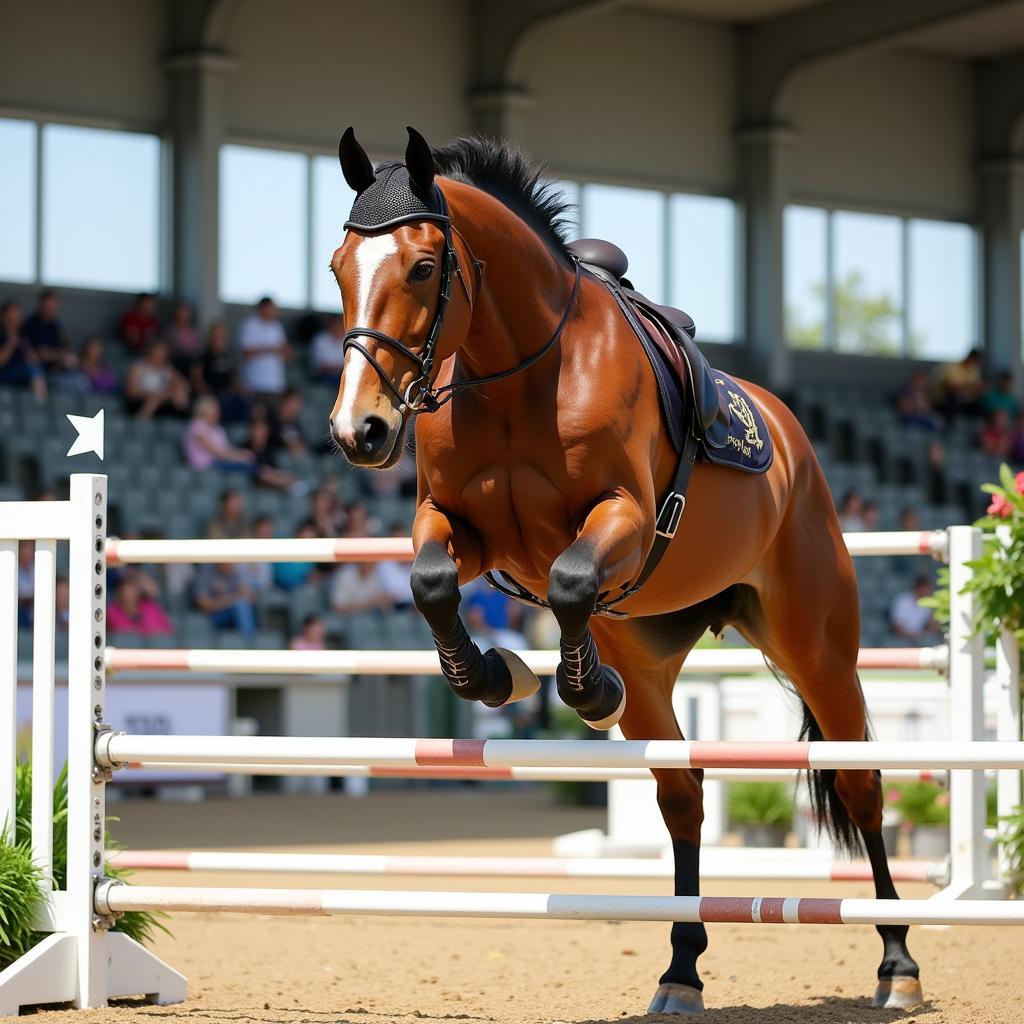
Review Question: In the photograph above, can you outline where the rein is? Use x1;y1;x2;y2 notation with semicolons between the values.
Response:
342;186;580;415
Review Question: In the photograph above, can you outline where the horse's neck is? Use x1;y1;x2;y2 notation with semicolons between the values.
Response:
448;185;573;389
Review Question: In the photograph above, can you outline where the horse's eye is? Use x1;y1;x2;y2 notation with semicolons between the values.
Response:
412;260;434;281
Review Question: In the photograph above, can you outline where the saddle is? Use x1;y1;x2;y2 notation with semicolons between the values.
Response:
566;238;772;474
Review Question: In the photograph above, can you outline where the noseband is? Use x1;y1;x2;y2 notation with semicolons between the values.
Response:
342;184;580;415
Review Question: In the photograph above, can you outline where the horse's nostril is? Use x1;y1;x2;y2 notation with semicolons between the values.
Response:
359;415;390;454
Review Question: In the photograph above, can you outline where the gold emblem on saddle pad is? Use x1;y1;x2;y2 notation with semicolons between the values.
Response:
726;390;764;453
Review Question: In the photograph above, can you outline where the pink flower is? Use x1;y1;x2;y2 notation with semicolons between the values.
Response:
1015;471;1024;496
988;493;1013;518
936;793;950;808
885;788;901;804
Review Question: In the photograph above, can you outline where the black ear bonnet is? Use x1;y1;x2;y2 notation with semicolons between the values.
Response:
344;162;450;232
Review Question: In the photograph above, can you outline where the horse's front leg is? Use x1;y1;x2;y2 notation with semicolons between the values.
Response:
547;496;648;729
410;500;538;708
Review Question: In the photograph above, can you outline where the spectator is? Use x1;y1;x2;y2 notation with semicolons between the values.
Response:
238;296;292;404
191;321;251;423
309;483;347;537
184;395;256;473
891;507;929;580
895;370;943;431
16;540;34;627
269;389;308;458
193;562;257;636
463;578;513;632
78;337;120;394
167;301;201;365
343;500;380;538
377;522;413;609
273;519;318;591
983;370;1020;420
125;340;190;419
0;301;47;400
309;314;345;383
23;289;78;388
980;409;1014;458
120;293;162;352
107;577;173;636
330;561;394;614
837;489;866;532
55;576;70;632
861;501;880;532
890;575;938;641
207;489;249;540
931;348;985;418
239;515;275;594
245;414;305;493
1012;410;1024;465
290;614;327;651
466;603;528;652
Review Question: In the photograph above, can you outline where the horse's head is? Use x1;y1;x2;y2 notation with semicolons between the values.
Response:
328;126;473;469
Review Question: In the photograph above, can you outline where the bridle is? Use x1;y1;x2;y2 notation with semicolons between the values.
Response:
341;183;580;415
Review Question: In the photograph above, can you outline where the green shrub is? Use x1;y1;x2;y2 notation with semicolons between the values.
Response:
0;760;169;968
995;804;1024;896
885;781;950;825
727;782;793;827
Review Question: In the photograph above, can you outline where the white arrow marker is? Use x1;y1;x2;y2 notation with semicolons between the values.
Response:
66;409;105;460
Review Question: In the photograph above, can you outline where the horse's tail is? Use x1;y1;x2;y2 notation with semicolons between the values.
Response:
766;660;865;856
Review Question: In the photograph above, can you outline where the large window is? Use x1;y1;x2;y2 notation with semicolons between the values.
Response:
0;118;36;283
310;154;356;313
583;184;665;302
784;204;976;358
220;145;308;309
670;194;737;342
0;118;161;293
42;124;161;292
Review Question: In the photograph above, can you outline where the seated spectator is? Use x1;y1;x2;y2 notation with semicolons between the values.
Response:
193;563;257;636
270;389;308;458
891;507;931;579
290;613;327;651
206;489;249;541
0;301;47;400
184;396;257;473
78;337;120;394
309;315;345;383
330;561;394;614
377;522;413;609
107;577;173;636
466;603;528;653
23;289;79;389
343;500;380;538
167;301;201;367
120;292;162;352
463;579;514;632
931;348;985;418
983;370;1020;420
980;409;1014;458
837;489;866;532
310;483;347;537
1012;410;1024;465
125;340;190;419
890;575;938;641
17;540;34;627
895;370;943;431
239;515;274;594
861;501;880;532
191;321;251;423
246;414;306;494
273;519;319;591
239;296;292;405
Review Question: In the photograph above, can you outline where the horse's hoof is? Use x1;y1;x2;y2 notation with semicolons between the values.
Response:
489;648;541;705
579;666;626;731
647;983;704;1015
872;976;924;1009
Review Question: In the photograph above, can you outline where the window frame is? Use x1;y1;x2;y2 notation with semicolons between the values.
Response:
0;110;167;296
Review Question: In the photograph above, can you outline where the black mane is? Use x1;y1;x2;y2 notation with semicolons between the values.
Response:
430;136;574;260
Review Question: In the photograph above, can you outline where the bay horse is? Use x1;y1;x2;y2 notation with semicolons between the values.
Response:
327;126;921;1015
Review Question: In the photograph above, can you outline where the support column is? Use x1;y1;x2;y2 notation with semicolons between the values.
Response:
737;122;795;391
978;156;1024;387
468;86;534;141
164;50;236;327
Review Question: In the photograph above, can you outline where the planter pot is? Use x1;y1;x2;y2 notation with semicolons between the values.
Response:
881;815;901;857
739;824;789;848
909;824;950;858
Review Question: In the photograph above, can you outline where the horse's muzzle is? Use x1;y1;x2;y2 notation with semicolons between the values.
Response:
331;412;400;468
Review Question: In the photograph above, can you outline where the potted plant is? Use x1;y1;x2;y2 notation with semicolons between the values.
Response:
727;781;793;847
886;782;950;858
995;803;1024;896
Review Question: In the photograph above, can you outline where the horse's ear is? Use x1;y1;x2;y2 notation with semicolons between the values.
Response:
405;126;435;197
338;127;376;193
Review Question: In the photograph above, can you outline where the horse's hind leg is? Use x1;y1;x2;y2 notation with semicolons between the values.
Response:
748;561;922;1009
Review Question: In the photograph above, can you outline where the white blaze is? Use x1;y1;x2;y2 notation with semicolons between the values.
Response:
334;233;399;437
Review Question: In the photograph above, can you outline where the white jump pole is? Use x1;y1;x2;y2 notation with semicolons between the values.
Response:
107;849;944;884
31;539;57;890
96;734;1024;771
0;538;17;843
95;883;1024;926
